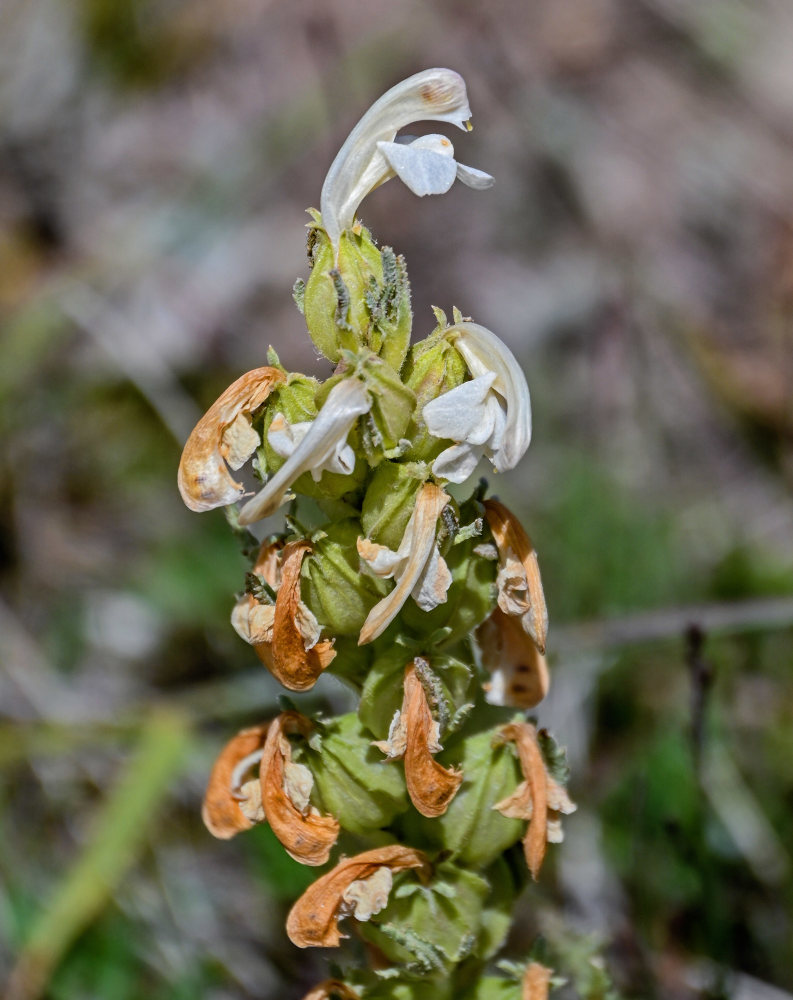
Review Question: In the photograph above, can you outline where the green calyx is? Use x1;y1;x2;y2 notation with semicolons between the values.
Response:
303;519;388;636
303;213;412;370
302;712;408;835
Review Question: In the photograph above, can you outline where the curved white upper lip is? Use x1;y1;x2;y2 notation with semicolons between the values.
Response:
320;68;476;250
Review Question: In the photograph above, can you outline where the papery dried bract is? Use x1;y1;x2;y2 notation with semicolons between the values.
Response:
358;482;452;644
523;962;552;1000
286;845;430;948
484;499;547;652
301;982;361;1000
270;541;336;691
178;366;285;512
202;724;269;839
494;722;575;879
261;712;339;865
374;663;462;817
478;609;549;709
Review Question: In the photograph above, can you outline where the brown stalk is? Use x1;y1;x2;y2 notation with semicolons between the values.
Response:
301;982;361;1000
286;845;430;948
402;664;463;817
202;724;269;839
523;962;552;1000
260;712;339;866
178;366;284;512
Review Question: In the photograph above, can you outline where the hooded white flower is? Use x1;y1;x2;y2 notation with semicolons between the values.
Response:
238;378;371;525
267;413;356;481
422;322;532;484
357;482;452;644
320;68;490;250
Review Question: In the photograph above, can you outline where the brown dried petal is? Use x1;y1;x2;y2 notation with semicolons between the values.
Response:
265;540;335;691
286;845;430;948
478;608;550;709
202;724;269;839
301;982;361;1000
484;498;548;653
261;712;339;866
402;663;462;817
497;722;548;879
523;961;552;1000
178;366;285;512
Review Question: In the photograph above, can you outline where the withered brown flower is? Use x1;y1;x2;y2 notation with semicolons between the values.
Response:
178;366;285;512
483;498;547;653
286;844;430;948
523;961;552;1000
493;721;575;879
260;711;339;866
477;608;550;709
374;662;462;818
232;539;336;691
202;723;270;839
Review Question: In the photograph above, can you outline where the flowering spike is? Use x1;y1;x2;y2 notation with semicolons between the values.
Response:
178;367;284;512
320;69;476;250
183;69;582;996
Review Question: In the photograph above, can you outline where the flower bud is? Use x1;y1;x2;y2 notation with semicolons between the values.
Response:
403;721;524;867
303;712;408;835
302;218;374;361
303;519;389;636
356;861;490;972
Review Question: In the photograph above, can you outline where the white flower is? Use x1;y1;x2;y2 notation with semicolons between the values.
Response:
238;378;371;525
267;412;356;481
357;482;452;644
422;322;531;484
320;68;490;250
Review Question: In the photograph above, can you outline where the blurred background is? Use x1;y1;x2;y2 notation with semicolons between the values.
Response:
1;0;793;997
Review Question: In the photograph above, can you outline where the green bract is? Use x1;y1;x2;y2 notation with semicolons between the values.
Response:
303;519;388;636
404;722;524;867
357;863;491;972
302;712;408;835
